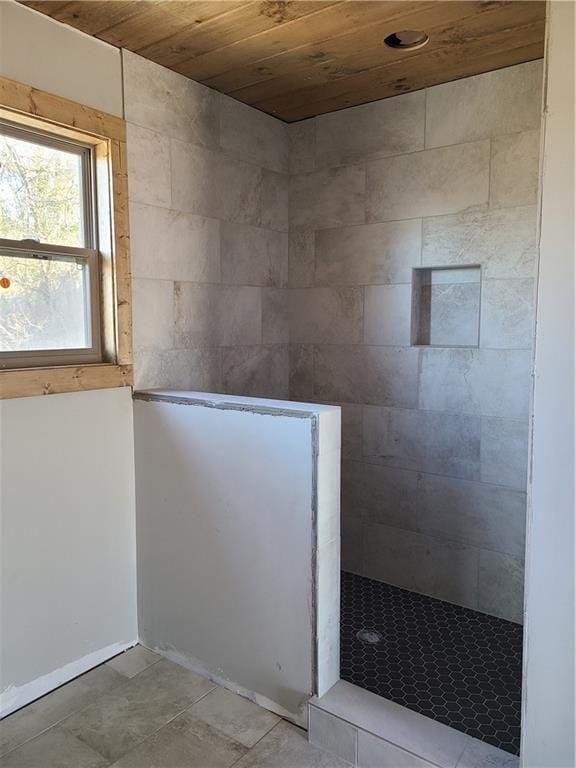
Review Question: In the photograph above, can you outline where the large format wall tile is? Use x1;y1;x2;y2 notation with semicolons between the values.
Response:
490;130;541;208
222;345;289;399
260;170;289;232
132;278;174;351
425;60;543;148
315;220;422;286
315;90;425;169
362;523;479;608
134;348;221;392
130;202;220;283
171;140;262;224
262;289;289;344
127;123;171;208
363;406;481;481
422;206;538;279
174;283;261;347
289;344;314;400
221;222;288;287
480;279;535;349
364;284;412;345
481;417;529;491
289;287;363;344
288;231;315;288
478;549;524;623
220;95;288;173
288;119;315;174
314;346;419;407
289;165;365;230
366;141;490;222
418;348;532;418
123;50;219;149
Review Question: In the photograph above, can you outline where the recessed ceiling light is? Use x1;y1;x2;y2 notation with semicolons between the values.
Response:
384;30;430;50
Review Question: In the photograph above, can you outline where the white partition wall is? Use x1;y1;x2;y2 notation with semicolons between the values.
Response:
133;391;340;725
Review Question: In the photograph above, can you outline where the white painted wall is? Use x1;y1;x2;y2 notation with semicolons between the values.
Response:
522;2;575;766
134;392;340;725
0;2;136;715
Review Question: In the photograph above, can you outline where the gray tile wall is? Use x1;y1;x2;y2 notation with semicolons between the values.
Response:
124;50;290;398
288;61;543;623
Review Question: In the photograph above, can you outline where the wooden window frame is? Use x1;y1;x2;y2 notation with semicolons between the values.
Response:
0;76;132;399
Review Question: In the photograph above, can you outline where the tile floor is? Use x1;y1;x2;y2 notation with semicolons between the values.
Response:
0;646;347;768
341;572;523;755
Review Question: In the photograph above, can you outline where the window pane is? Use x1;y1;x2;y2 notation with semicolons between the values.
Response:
0;131;86;247
0;252;91;352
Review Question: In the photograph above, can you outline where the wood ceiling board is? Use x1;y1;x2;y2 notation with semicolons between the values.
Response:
137;1;340;71
19;0;546;122
173;0;422;82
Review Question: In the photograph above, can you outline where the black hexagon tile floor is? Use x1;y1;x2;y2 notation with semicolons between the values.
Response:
340;571;523;755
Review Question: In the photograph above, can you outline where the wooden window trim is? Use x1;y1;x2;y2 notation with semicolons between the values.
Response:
0;76;133;399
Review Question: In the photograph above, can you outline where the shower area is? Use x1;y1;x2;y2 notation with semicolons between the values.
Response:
127;48;543;760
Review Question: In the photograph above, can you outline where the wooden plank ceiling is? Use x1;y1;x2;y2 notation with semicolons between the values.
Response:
21;0;546;122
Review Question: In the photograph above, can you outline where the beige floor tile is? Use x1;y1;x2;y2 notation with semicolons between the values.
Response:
109;711;247;768
62;658;215;762
0;665;125;757
0;727;108;768
189;686;280;748
106;645;160;679
233;721;351;768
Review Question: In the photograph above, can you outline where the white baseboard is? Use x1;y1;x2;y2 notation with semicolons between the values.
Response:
0;638;137;718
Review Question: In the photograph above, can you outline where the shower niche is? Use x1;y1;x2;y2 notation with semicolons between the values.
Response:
411;265;481;347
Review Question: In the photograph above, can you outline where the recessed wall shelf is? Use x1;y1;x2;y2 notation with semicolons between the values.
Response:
411;266;481;348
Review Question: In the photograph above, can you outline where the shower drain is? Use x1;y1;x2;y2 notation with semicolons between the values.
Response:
356;629;383;645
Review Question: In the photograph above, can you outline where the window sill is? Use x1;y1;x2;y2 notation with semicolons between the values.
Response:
0;363;133;400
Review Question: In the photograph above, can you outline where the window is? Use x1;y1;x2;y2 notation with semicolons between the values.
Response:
0;121;102;368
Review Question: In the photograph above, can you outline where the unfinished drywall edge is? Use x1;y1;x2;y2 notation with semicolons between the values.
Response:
144;643;308;727
0;639;137;718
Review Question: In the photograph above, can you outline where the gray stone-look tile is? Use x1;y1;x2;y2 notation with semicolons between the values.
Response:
357;729;435;768
123;50;219;148
341;514;364;574
221;345;289;399
362;406;481;480
109;711;247;768
290;165;366;230
0;727;109;768
174;283;261;347
171;140;261;225
233;721;350;768
366;141;489;222
106;646;161;679
315;346;419;407
221;222;288;287
425;60;543;148
127;123;171;208
418;348;532;418
289;231;315;288
134;348;221;391
289;287;363;344
362;523;479;609
490;131;540;209
364;284;412;345
190;687;279;749
478;549;525;623
289;344;314;400
422;206;538;280
288;119;315;173
260;170;289;232
480;279;535;349
340;403;363;460
457;736;520;767
129;202;220;283
132;279;174;352
262;288;289;344
63;658;215;762
416;280;481;347
315;219;422;286
220;95;288;173
315;90;425;169
0;666;124;757
309;706;357;764
481;416;529;491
